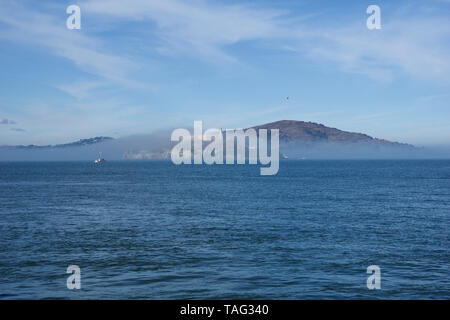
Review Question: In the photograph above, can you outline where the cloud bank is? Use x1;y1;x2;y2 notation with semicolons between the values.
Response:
0;118;16;125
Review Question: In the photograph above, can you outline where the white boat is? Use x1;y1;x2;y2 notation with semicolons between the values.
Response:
94;152;106;163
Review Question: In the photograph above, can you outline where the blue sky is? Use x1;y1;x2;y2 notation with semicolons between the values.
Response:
0;0;449;146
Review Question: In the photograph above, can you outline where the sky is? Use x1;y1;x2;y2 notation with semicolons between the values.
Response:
0;0;449;146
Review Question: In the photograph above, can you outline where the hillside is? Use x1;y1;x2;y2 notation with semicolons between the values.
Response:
1;137;114;150
250;120;412;147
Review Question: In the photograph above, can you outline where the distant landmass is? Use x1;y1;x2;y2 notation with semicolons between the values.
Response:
0;121;411;150
250;120;412;147
2;120;446;161
1;136;114;150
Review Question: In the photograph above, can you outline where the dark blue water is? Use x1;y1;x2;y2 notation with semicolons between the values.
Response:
0;160;449;299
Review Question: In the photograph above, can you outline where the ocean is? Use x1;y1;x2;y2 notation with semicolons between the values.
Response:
0;160;449;299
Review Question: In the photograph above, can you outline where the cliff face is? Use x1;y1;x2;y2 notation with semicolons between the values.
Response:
250;120;411;147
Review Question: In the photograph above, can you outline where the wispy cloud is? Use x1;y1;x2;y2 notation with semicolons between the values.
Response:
55;81;108;99
298;16;450;82
0;1;137;83
82;0;290;62
2;0;449;84
81;0;450;82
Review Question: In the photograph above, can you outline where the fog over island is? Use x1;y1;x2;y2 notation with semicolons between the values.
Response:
1;120;449;161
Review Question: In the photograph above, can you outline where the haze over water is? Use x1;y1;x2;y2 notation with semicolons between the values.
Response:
0;160;449;299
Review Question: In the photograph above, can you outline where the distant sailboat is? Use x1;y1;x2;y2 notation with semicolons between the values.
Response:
94;152;106;164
